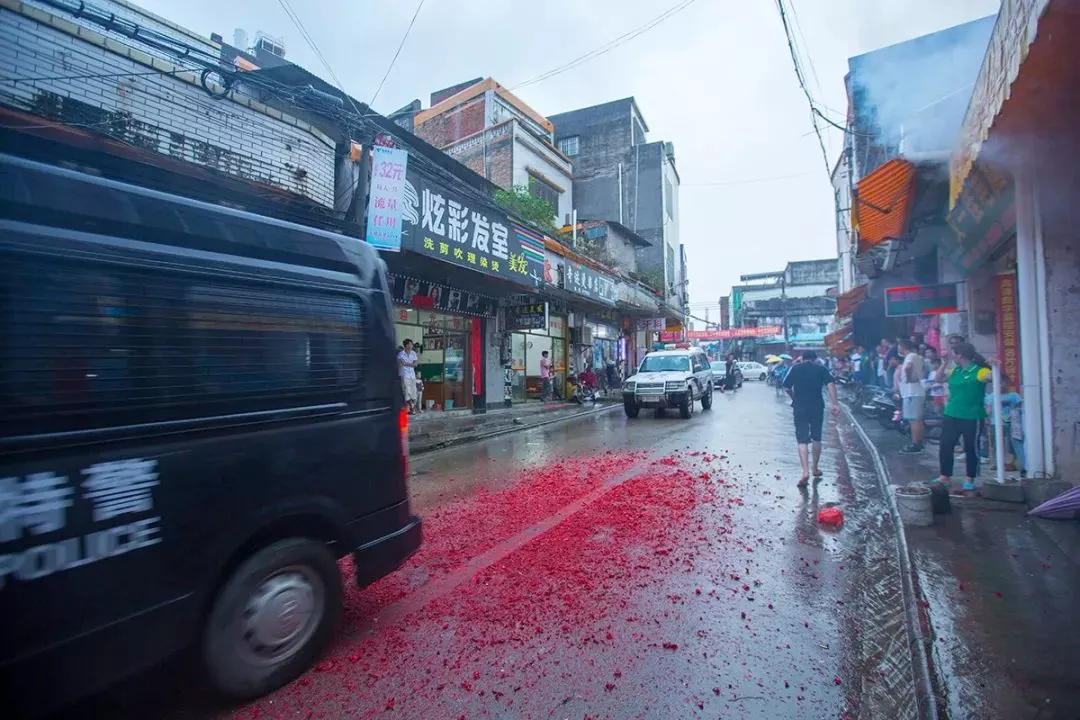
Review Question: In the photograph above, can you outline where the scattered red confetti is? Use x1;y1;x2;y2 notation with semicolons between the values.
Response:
833;676;842;685
219;452;746;718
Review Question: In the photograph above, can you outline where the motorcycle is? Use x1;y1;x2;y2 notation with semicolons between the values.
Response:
856;385;892;418
875;393;908;434
567;370;599;404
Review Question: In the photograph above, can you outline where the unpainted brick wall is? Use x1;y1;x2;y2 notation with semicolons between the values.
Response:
0;7;337;207
414;98;485;150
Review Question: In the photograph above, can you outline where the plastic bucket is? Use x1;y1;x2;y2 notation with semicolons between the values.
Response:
895;485;934;527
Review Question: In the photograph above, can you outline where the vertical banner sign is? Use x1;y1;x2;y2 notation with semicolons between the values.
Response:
365;146;409;251
995;273;1021;391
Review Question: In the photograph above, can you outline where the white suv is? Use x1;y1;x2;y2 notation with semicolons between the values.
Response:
622;348;715;419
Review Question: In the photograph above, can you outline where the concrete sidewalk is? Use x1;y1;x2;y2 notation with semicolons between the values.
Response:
848;410;1080;720
407;399;621;454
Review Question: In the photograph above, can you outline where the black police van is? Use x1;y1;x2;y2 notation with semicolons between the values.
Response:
0;153;421;716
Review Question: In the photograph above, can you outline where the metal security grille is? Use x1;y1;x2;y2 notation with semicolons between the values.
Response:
2;252;365;436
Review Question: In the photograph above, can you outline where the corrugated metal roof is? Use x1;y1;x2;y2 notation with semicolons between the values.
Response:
836;283;868;319
854;158;917;251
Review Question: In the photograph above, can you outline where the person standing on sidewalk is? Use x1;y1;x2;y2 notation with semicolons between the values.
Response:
398;339;419;414
935;342;996;492
783;351;840;487
539;350;553;401
899;338;927;453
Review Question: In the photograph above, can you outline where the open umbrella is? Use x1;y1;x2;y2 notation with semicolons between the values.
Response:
779;353;793;361
766;357;782;364
1028;485;1080;519
764;354;780;362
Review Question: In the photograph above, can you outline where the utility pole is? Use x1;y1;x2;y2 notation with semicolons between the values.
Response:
781;271;789;348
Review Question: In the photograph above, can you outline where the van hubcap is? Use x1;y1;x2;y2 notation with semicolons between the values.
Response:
239;566;322;665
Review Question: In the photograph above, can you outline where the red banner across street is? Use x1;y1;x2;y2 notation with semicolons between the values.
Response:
659;325;782;342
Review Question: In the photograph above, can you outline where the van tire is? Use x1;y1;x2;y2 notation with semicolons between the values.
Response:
202;538;343;700
701;384;713;410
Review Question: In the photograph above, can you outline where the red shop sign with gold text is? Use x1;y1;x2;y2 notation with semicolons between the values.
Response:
995;273;1021;392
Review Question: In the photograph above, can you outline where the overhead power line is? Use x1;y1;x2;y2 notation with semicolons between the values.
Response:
370;0;427;107
512;0;701;91
786;0;826;143
274;0;367;120
773;0;830;176
0;66;200;85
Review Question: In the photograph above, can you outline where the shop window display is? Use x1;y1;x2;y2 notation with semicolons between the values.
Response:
394;308;471;410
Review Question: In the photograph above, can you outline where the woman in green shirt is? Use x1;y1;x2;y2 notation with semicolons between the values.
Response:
936;342;995;491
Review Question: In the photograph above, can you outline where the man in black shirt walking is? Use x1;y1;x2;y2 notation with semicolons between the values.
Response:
783;351;840;486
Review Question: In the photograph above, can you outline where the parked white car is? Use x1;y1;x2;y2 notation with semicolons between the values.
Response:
622;348;715;419
739;361;769;381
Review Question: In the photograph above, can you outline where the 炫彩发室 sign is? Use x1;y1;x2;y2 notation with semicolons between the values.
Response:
399;167;544;288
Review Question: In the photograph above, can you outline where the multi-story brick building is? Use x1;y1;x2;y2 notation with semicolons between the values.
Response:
409;78;574;225
548;98;685;311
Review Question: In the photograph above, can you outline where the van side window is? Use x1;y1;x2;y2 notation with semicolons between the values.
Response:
2;253;365;436
184;283;363;399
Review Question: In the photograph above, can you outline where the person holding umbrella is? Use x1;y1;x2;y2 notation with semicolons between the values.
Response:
774;354;794;395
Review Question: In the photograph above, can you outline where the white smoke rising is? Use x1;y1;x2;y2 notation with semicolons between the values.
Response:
848;15;996;156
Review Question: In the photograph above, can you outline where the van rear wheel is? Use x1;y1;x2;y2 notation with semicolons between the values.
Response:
202;538;343;700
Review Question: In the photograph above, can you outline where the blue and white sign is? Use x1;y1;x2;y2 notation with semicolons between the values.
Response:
365;145;409;251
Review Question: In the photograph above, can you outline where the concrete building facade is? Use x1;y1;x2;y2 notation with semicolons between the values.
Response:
548;99;685;310
730;259;839;350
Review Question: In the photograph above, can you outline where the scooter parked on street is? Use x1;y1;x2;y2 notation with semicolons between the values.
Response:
567;370;599;404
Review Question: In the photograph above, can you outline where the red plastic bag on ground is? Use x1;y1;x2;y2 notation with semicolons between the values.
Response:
817;507;844;527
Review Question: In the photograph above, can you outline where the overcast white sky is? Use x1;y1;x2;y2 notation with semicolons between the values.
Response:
140;0;1000;319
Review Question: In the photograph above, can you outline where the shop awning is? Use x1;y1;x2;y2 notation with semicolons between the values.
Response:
825;324;854;355
835;284;868;320
854;158;917;252
949;0;1054;208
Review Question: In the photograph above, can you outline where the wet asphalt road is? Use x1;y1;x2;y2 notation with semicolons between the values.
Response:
61;383;919;720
